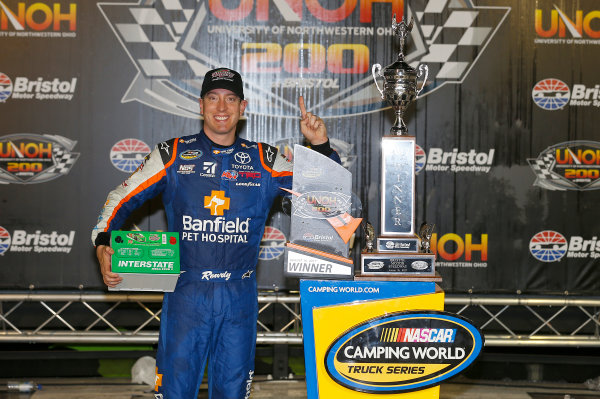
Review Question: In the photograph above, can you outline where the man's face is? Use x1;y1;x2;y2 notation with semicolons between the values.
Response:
199;89;247;139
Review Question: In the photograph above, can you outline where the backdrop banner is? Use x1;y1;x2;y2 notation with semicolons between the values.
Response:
0;0;599;293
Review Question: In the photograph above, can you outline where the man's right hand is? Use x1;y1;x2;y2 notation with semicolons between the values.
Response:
96;245;122;288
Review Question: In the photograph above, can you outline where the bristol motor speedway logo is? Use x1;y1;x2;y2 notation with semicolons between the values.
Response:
0;226;76;254
259;226;286;261
0;72;77;102
0;226;10;255
110;138;151;173
531;78;570;110
415;145;495;174
0;133;80;184
529;230;600;262
532;78;600;110
528;141;600;191
0;73;12;101
97;0;510;118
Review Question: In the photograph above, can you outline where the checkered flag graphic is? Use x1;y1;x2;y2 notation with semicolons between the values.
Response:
98;0;510;117
409;0;508;83
526;151;575;191
52;146;80;175
103;0;206;79
528;152;560;181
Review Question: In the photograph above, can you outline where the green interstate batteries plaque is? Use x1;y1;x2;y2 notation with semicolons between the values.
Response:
111;231;180;274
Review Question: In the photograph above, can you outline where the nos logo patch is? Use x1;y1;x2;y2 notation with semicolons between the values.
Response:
324;311;483;393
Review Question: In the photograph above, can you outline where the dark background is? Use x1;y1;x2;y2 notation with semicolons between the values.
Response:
0;0;599;294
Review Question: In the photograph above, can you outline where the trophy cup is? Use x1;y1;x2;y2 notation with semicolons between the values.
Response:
372;17;428;136
359;15;437;279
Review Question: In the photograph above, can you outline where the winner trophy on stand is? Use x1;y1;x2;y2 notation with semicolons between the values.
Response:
297;16;485;399
358;15;438;280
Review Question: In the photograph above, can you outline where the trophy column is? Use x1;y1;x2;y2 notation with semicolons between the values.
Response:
358;16;437;280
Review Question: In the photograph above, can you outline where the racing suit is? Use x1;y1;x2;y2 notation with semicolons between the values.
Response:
91;130;340;399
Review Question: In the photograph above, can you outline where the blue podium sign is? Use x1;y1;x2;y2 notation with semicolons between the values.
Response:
300;280;438;399
300;280;483;398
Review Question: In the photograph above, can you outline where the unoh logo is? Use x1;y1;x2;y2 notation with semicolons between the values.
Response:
0;133;80;184
294;191;351;219
324;311;483;393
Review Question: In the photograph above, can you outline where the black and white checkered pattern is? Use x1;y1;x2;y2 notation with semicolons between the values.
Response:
111;0;507;82
411;0;502;81
528;152;561;181
110;0;205;78
52;146;79;174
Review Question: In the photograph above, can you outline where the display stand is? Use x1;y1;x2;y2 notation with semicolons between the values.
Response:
296;16;483;399
300;280;444;399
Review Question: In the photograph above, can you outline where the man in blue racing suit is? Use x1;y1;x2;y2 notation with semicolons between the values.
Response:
91;68;340;399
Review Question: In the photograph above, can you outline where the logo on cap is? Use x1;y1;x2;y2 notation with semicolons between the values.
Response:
211;69;235;80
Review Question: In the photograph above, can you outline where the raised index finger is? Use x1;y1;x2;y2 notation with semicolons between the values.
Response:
299;95;307;118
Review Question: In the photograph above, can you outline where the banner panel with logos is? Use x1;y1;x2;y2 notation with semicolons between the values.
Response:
0;0;599;294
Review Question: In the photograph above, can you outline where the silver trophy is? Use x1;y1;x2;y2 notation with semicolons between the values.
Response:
359;14;436;280
372;15;428;135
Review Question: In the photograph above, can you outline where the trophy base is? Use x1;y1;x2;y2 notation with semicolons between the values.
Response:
361;251;436;276
284;242;354;279
376;235;420;253
354;271;442;282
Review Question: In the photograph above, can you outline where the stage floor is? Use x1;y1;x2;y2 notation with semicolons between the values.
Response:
0;377;598;399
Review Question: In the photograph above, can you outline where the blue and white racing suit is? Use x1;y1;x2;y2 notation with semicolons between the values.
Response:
91;130;339;399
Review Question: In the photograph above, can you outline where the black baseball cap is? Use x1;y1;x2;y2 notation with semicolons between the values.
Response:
200;68;244;100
